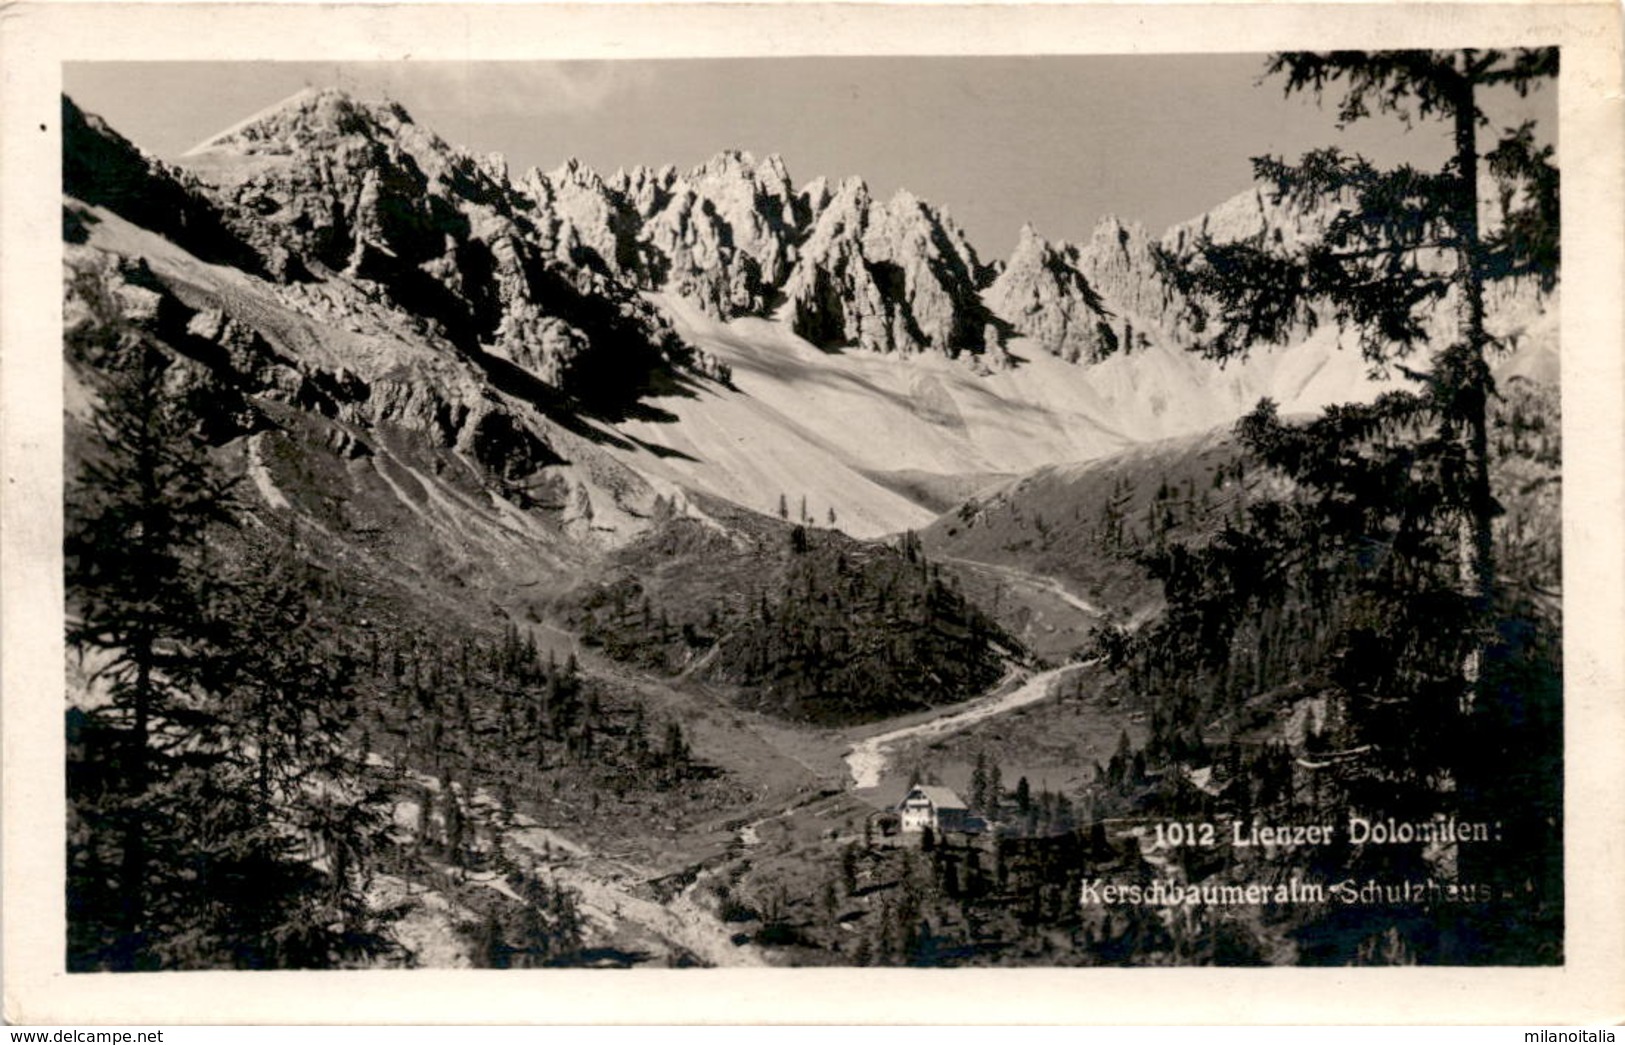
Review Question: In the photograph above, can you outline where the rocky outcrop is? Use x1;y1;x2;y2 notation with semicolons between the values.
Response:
1162;183;1329;256
154;84;1481;402
513;149;806;320
986;224;1116;363
178;88;696;411
62;96;266;276
167;90;1009;371
1069;215;1181;355
523;158;644;278
63;215;551;481
62;88;1557;562
631;150;802;316
783;180;1001;362
515;148;1005;365
510;138;1341;374
989;187;1340;366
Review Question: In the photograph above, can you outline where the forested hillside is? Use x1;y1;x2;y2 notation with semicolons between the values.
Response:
922;430;1262;625
569;502;1015;725
64;347;740;970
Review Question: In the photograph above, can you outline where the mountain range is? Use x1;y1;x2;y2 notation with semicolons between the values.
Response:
64;87;1556;557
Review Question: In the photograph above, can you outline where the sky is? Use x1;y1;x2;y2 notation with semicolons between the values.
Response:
63;57;1555;260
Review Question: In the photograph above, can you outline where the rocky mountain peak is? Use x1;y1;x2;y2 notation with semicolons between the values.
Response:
479;151;510;184
610;164;679;213
167;87;1404;386
835;174;872;204
518;165;554;204
183;87;413;160
1086;214;1148;256
692;148;756;176
513;148;812;317
1012;187;1373;365
782;174;998;362
987;222;1115;364
161;91;711;418
549;156;603;187
1175;184;1339;252
799;176;833;221
888;187;924;213
416;133;1013;368
754;152;793;187
63;94;269;276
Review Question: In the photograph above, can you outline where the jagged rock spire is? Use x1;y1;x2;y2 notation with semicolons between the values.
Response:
987;222;1116;364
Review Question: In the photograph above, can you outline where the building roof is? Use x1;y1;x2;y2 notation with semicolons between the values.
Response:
1185;765;1227;797
902;785;967;810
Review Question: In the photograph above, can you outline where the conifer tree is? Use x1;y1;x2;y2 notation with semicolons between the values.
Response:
66;346;239;967
841;842;860;896
66;346;394;969
1164;49;1558;715
216;549;360;813
1147;49;1561;962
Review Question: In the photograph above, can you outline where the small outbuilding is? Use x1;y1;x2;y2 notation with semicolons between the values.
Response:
897;785;970;834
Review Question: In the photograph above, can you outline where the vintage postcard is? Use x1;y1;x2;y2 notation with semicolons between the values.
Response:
3;0;1622;1026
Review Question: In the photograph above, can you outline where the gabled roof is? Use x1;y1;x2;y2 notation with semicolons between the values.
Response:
1185;765;1227;797
902;785;967;811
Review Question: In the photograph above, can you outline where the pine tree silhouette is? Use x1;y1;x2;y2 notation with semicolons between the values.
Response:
66;346;394;969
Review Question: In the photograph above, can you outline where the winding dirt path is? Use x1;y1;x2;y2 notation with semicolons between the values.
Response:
938;554;1106;617
843;661;1095;789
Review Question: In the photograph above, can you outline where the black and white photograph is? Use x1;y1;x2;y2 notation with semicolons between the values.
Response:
3;0;1623;1027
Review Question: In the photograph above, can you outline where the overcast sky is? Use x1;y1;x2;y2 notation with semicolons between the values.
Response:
63;57;1554;260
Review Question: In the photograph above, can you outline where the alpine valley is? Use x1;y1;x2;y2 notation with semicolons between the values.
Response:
61;83;1561;971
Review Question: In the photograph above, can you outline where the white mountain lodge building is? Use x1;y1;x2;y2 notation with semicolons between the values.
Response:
898;785;970;833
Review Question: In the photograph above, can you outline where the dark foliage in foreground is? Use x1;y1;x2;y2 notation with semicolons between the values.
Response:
1116;48;1563;964
66;345;397;970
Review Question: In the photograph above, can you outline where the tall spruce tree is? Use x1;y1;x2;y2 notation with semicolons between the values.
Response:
66;345;394;969
66;344;240;968
1164;49;1558;711
1147;49;1561;962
